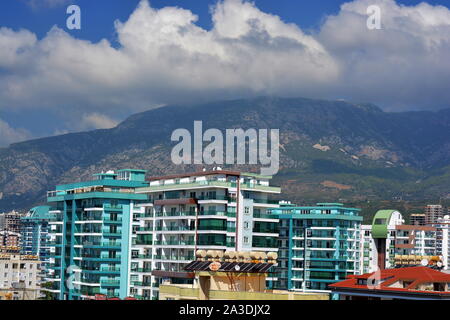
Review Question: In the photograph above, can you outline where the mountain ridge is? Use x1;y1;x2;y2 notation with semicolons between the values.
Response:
1;96;449;212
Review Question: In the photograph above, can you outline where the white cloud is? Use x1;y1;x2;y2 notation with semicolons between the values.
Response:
0;0;450;144
318;0;450;110
0;119;31;147
79;113;118;131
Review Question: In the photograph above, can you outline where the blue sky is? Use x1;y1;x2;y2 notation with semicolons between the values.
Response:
1;0;450;146
2;0;448;42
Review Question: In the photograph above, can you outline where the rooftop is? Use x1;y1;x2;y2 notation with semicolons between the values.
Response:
330;267;450;297
147;169;272;181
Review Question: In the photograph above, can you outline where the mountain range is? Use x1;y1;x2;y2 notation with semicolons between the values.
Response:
1;96;450;213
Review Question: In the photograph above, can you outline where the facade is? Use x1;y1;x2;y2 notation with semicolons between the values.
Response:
130;169;281;300
425;205;444;225
410;213;426;226
270;203;362;294
330;267;450;300
3;211;23;233
0;254;42;300
20;206;52;263
0;231;21;248
360;210;436;274
159;250;328;301
45;169;149;300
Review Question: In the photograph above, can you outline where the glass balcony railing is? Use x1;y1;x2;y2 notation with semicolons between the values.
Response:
155;226;194;232
100;280;121;287
136;227;153;232
131;254;152;259
131;281;152;287
131;267;152;273
153;255;194;261
153;240;195;246
155;211;196;217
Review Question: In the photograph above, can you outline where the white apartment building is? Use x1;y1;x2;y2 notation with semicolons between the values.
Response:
360;210;436;274
0;254;42;300
432;215;450;270
129;169;281;300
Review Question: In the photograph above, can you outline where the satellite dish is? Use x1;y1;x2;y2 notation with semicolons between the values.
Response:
234;265;240;271
437;262;443;268
421;259;429;266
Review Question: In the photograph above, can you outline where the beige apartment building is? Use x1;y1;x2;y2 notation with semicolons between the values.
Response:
0;254;42;300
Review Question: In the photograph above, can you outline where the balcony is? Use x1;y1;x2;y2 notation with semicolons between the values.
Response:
103;231;122;237
198;210;227;217
131;267;152;273
136;227;153;232
131;281;152;287
81;241;122;249
153;255;194;261
131;254;153;260
133;239;153;246
103;218;123;224
153;240;195;246
100;280;121;287
155;226;195;232
155;211;196;218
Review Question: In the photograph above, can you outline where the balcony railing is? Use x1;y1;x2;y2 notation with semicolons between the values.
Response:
153;240;195;246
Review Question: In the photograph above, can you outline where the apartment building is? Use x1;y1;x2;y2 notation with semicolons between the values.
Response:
431;215;450;270
410;213;426;226
20;206;52;263
360;210;436;274
0;254;42;300
425;205;444;225
0;231;21;248
270;203;362;296
4;211;23;233
45;169;149;300
130;169;281;300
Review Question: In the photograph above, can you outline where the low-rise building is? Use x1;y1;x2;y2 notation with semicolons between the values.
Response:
0;231;21;248
330;266;450;300
159;250;328;301
0;254;42;300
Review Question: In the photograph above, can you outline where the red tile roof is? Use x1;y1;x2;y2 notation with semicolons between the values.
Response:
330;267;450;295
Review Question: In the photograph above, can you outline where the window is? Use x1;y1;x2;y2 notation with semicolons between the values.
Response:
374;218;387;225
244;236;249;244
244;207;250;215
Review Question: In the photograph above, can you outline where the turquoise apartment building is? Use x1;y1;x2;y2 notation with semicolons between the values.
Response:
44;169;149;300
270;203;362;297
21;205;52;263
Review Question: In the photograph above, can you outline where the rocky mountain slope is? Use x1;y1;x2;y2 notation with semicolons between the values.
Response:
1;96;449;212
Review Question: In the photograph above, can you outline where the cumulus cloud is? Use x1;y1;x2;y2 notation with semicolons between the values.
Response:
0;0;450;144
318;0;450;110
0;119;31;147
79;113;119;131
